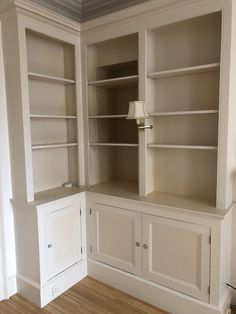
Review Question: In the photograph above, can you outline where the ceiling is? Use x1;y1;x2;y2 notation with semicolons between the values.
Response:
31;0;150;22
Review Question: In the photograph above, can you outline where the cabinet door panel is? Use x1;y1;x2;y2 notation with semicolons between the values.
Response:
91;204;141;275
142;214;210;302
45;204;82;280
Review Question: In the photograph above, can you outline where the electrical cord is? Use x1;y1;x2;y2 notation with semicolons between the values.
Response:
227;283;236;290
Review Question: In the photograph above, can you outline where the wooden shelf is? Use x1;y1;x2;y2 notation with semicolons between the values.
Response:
89;115;127;119
90;142;138;147
148;63;220;79
148;144;217;150
30;114;76;119
32;143;78;150
149;110;219;117
88;75;138;89
28;72;75;85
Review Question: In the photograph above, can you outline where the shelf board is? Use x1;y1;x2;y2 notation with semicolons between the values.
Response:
148;63;220;79
149;110;219;117
89;115;127;119
32;143;78;150
90;142;138;147
148;144;218;150
88;75;138;89
28;72;75;85
30;114;76;119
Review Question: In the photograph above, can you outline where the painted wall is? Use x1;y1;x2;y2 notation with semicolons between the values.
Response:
0;22;16;298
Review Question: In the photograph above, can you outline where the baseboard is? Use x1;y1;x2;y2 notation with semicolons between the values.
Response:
7;275;17;297
88;259;225;314
17;260;87;308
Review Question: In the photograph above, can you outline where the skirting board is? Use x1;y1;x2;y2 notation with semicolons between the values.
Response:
7;275;17;298
17;260;87;308
88;259;230;314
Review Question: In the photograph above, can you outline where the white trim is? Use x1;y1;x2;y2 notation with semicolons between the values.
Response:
0;21;16;300
7;276;17;297
88;259;230;314
0;0;80;34
81;0;224;32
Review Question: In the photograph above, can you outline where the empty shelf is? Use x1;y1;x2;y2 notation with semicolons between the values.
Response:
30;114;76;119
149;110;219;116
88;75;138;89
90;142;138;147
28;72;75;85
148;63;220;79
148;144;217;150
32;143;78;150
89;115;127;119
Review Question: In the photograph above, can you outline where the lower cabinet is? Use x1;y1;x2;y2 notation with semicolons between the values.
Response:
89;203;211;301
90;204;142;275
14;193;87;307
45;204;82;280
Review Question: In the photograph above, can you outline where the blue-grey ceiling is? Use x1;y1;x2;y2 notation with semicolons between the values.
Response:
31;0;149;22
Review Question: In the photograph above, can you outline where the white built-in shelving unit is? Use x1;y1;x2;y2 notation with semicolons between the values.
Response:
26;31;80;197
87;34;139;189
144;12;221;206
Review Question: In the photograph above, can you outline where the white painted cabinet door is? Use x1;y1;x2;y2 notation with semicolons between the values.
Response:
91;204;142;275
45;204;82;280
142;214;210;302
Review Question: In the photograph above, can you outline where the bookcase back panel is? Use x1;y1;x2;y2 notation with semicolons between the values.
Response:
87;34;138;81
90;146;138;185
149;114;218;146
27;31;75;79
89;119;137;143
151;71;219;113
31;119;77;145
151;149;217;203
149;12;221;72
33;148;70;192
88;87;137;116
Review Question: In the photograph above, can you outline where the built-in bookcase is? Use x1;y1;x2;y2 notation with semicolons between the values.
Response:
87;34;139;189
146;12;221;204
26;31;79;193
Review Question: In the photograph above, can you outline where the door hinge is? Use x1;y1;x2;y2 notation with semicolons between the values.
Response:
90;245;92;253
90;208;92;215
208;286;210;295
81;247;83;254
80;209;82;216
209;235;211;244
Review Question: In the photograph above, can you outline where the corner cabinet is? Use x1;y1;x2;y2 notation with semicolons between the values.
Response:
44;204;82;281
13;192;87;307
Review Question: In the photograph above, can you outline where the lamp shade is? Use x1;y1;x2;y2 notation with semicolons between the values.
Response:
127;101;149;120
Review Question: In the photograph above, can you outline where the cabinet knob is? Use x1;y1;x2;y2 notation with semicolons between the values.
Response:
47;244;52;248
136;242;140;247
143;244;148;249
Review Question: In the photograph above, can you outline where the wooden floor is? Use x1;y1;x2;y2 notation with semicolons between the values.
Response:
0;277;168;314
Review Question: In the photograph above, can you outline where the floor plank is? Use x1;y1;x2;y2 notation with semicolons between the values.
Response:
0;277;168;314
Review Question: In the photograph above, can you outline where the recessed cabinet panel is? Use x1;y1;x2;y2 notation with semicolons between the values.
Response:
142;214;210;301
45;204;82;280
91;205;141;275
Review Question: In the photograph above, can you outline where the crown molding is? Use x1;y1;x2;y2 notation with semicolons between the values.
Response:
0;0;81;33
81;0;223;33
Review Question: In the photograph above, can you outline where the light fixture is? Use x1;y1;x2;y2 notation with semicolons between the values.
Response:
127;101;153;130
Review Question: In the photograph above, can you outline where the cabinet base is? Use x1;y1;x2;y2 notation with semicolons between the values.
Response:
17;260;87;308
88;259;229;314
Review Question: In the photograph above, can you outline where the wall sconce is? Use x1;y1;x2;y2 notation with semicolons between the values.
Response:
127;101;153;130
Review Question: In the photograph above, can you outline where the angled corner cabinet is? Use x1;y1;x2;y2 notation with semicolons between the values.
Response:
1;0;236;314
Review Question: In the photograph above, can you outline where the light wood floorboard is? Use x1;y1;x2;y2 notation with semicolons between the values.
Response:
0;277;168;314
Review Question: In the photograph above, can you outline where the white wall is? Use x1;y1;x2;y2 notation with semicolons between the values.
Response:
0;22;16;298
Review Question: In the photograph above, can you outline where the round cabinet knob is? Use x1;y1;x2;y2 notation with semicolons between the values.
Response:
136;242;140;247
47;244;52;248
143;244;148;249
